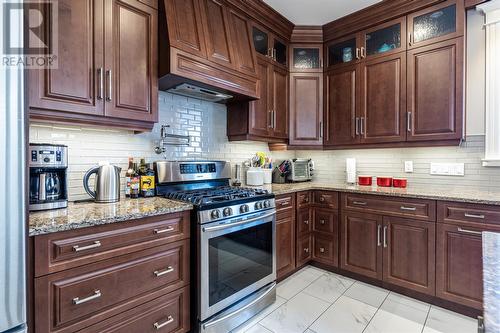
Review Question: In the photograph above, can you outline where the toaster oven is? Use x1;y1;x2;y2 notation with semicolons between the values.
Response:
288;159;314;182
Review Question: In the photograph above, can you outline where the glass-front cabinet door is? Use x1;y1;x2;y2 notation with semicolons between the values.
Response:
291;45;322;72
408;0;464;49
273;38;287;67
252;26;269;57
327;34;360;68
362;18;406;59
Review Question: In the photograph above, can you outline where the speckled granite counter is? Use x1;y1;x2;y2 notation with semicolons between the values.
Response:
264;182;500;206
483;232;500;333
29;197;193;236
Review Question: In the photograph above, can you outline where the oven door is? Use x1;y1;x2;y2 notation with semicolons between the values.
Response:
199;209;276;321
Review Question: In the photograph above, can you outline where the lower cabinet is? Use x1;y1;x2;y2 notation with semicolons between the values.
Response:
276;193;296;279
297;234;312;266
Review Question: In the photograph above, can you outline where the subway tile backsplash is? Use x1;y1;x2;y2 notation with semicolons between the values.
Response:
30;91;500;201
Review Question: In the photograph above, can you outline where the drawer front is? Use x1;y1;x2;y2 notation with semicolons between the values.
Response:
35;212;190;276
276;193;295;220
313;234;337;266
297;208;312;236
438;201;500;227
343;193;436;221
297;234;312;265
297;191;312;208
88;287;190;333
313;191;338;209
35;240;189;333
313;208;337;234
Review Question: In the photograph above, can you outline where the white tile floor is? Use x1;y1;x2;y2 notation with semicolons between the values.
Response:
232;266;478;333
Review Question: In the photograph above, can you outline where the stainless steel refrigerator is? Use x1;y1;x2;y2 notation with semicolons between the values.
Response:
0;2;27;332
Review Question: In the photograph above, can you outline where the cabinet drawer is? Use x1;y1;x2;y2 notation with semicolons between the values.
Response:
35;240;189;333
297;191;312;208
297;234;312;266
86;287;190;333
314;191;338;208
297;208;312;236
438;201;500;227
313;234;337;266
343;193;436;221
313;208;337;234
276;193;295;220
34;212;190;276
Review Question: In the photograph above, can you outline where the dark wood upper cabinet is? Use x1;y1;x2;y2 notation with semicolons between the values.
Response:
324;65;359;146
289;73;323;146
104;0;158;122
228;9;258;76
271;65;289;139
251;23;288;68
164;0;207;57
408;0;464;49
29;0;104;117
249;58;272;137
360;52;406;144
407;37;464;142
383;217;436;296
200;0;236;69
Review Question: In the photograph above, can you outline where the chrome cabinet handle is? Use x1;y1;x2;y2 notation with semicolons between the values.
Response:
465;213;485;219
320;247;325;253
154;226;175;234
320;219;326;225
377;225;382;246
383;226;388;248
458;227;482;236
320;196;325;202
304;220;309;225
360;117;365;135
106;69;112;101
409;33;413;46
73;290;101;305
355;117;360;135
154;315;174;330
304;248;309;253
407;112;412;132
319;121;323;138
352;201;367;206
400;206;417;211
356;48;360;60
97;68;104;100
154;266;174;277
273;110;276;129
73;241;101;252
273;48;277;61
361;47;366;58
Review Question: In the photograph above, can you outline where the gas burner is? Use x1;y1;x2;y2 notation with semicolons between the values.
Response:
164;186;271;207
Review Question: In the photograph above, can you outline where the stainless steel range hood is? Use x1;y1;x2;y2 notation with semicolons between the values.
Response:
167;84;233;103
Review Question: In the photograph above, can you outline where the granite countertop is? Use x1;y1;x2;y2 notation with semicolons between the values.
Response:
483;232;500;333
29;197;193;236
265;182;500;206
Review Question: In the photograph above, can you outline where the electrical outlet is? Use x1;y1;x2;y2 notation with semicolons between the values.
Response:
430;163;465;176
404;161;414;173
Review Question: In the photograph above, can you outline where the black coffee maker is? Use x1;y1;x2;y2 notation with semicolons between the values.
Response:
29;144;68;211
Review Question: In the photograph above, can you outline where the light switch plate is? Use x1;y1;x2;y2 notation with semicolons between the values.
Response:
404;161;414;173
430;163;465;176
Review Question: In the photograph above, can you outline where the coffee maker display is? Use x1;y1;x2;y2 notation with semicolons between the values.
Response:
29;144;68;211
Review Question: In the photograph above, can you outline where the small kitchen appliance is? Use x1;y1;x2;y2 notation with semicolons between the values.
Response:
155;160;277;333
83;163;122;203
287;158;314;182
29;144;68;211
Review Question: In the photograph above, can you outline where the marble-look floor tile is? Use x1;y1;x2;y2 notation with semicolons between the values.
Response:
260;292;330;333
243;323;272;333
422;306;477;333
379;292;430;325
276;267;325;300
231;296;286;333
364;308;425;333
309;296;377;333
303;273;355;303
343;281;389;308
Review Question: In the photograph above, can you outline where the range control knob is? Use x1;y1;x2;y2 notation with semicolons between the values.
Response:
240;204;249;213
255;202;263;210
43;157;50;163
263;200;271;208
210;210;220;220
223;207;233;217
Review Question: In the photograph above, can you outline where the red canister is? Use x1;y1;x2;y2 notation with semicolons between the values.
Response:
377;177;393;187
393;178;408;188
358;176;373;186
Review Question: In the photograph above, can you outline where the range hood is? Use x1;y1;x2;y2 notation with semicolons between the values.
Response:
168;84;233;103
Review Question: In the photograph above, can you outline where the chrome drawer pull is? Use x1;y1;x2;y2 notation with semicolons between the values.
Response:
304;248;309;253
73;290;101;305
377;225;382;247
458;227;483;236
304;220;309;225
280;201;289;206
73;241;101;252
154;315;174;330
464;213;485;219
400;206;417;211
320;219;326;225
154;226;175;234
383;226;388;248
320;247;325;253
352;201;367;206
320;197;325;202
154;266;174;277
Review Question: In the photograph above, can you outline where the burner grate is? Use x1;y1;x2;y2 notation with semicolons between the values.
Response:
164;186;269;205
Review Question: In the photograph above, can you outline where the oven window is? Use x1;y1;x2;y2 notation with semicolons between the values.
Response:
209;222;273;307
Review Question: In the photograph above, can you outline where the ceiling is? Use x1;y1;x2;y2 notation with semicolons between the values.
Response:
263;0;384;25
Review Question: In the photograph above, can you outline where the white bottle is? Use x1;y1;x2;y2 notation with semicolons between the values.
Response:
346;158;357;184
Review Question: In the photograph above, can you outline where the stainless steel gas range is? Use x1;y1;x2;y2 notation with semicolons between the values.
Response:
155;160;277;333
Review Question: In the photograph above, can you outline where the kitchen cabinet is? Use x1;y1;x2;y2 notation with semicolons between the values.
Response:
291;44;323;72
362;17;406;60
276;194;296;280
407;37;464;142
252;25;288;68
297;234;312;267
29;0;158;131
326;33;361;69
228;8;258;76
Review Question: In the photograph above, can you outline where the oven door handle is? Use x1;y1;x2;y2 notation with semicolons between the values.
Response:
202;282;277;330
202;211;275;233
